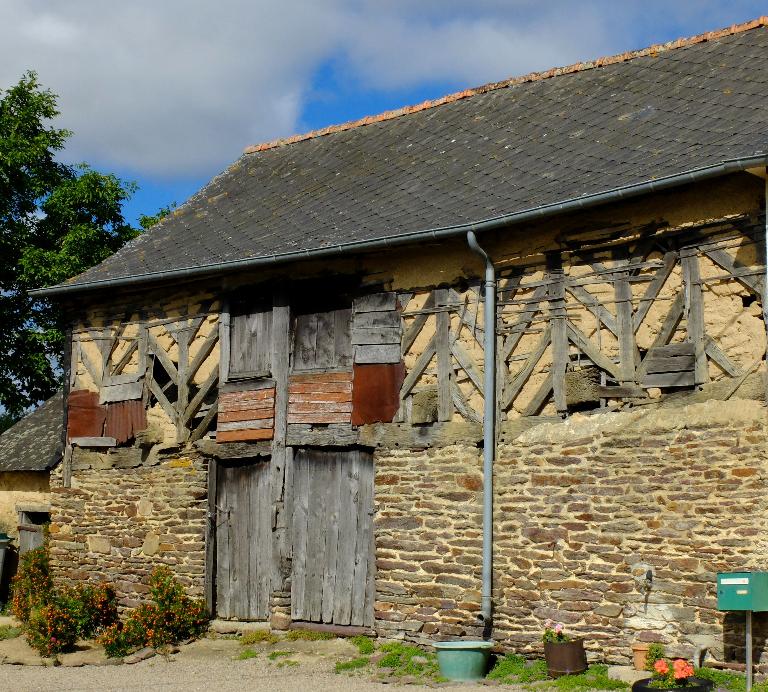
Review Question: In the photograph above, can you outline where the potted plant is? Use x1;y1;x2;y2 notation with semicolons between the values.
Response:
631;654;713;692
542;621;587;678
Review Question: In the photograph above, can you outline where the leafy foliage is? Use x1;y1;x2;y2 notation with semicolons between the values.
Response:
239;629;279;645
645;643;666;671
9;545;53;622
376;642;438;678
0;624;22;640
99;566;208;658
24;601;78;656
54;583;118;639
284;629;334;641
487;653;549;683
553;664;628;691
335;656;370;673
237;648;259;660
0;71;151;416
349;635;375;655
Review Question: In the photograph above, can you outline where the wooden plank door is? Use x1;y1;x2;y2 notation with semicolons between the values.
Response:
215;459;272;620
291;448;375;627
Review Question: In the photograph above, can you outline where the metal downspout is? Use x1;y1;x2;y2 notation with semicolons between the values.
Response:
466;230;496;636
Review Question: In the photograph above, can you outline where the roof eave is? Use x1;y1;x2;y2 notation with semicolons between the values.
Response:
32;153;768;298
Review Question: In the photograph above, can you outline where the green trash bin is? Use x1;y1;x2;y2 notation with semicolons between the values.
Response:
434;640;494;681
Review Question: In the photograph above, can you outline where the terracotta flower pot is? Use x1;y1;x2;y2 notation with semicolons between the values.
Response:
544;639;588;678
631;642;650;671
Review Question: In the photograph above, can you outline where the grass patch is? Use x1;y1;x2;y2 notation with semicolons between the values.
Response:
268;650;292;660
277;659;299;668
694;667;768;692
240;630;280;645
488;654;549;684
335;656;370;673
284;629;334;641
349;635;375;655
237;648;259;660
0;625;22;640
488;657;627;690
553;665;628;691
377;642;438;678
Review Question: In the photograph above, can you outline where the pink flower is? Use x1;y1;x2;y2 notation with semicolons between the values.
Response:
554;623;563;634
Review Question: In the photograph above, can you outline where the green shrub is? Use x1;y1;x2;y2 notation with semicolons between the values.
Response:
645;644;666;672
24;602;79;657
99;567;208;657
55;583;118;639
10;546;53;622
349;635;375;655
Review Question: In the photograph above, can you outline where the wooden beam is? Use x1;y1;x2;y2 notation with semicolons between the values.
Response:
636;291;685;381
681;250;708;385
146;331;179;383
435;289;452;422
614;268;637;385
450;339;484;395
205;457;217;617
566;284;619;337
566;322;621;380
633;251;678;332
187;323;219;384
401;291;434;354
501;325;551;410
521;372;553;417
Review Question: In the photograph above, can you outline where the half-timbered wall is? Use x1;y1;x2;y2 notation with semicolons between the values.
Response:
50;175;767;660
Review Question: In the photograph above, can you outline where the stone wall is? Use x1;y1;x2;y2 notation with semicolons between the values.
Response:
373;397;768;666
49;448;208;607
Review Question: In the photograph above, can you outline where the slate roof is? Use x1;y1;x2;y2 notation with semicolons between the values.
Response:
0;392;63;472
51;18;768;294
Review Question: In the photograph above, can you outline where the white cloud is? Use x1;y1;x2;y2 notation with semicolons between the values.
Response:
0;1;763;177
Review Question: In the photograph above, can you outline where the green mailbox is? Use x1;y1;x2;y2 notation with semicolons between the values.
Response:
717;572;768;612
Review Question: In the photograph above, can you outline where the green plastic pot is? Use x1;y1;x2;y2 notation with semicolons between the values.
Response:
433;640;493;681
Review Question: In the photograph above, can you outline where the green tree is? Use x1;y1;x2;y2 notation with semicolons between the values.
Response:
1;72;141;418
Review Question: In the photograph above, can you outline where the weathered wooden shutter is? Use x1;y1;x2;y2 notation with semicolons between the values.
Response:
229;310;273;380
292;308;352;371
352;293;401;364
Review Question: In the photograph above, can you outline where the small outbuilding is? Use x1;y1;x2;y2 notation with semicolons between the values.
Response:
0;392;62;551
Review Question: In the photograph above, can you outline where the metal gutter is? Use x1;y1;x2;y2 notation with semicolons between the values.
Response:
466;231;496;636
33;154;768;298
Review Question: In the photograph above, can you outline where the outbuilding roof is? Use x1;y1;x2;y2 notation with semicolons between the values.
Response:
0;392;63;473
45;18;768;295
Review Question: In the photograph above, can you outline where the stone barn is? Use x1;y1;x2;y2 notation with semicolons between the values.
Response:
36;19;768;666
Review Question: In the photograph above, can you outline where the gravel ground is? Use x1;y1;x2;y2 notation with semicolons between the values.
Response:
0;638;496;692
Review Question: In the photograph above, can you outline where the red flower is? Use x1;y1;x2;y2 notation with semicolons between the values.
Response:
654;660;670;675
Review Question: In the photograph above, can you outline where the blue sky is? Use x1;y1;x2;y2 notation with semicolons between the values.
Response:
1;1;766;226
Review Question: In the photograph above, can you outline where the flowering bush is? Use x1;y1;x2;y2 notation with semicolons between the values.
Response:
542;620;572;643
99;567;208;658
24;602;78;657
9;546;53;622
56;583;119;639
649;657;696;688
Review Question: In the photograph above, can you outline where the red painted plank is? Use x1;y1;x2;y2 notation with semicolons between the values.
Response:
351;362;405;425
104;400;147;444
67;390;106;440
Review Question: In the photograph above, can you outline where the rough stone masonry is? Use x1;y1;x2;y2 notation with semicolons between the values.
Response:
373;398;768;666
